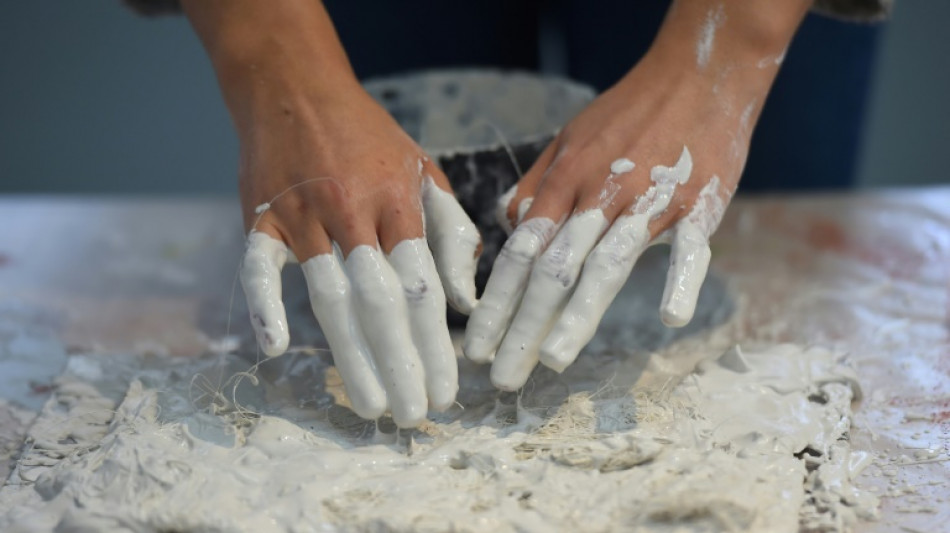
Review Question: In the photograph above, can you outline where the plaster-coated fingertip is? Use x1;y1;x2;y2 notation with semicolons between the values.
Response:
538;346;573;374
255;328;289;358
659;307;692;329
392;403;428;429
489;365;528;393
349;395;388;421
446;283;478;315
427;384;460;413
461;335;495;364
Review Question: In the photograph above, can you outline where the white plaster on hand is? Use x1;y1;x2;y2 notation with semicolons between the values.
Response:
495;185;535;236
240;168;479;427
239;231;294;357
467;146;732;390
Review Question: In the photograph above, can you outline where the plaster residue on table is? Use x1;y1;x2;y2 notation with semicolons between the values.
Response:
0;190;948;531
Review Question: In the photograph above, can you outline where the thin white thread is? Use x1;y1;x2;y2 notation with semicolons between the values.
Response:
479;120;524;179
201;176;346;420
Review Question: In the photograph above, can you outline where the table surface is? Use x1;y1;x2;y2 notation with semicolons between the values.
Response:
0;190;948;532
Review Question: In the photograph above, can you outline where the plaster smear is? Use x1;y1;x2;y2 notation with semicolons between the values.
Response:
696;5;726;70
1;280;877;533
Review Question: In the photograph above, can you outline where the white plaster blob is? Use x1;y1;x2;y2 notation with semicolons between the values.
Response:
696;4;726;70
597;157;636;210
0;339;877;532
609;157;636;175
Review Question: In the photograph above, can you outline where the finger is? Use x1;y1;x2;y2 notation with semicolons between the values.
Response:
500;141;558;230
387;238;459;410
463;155;576;364
659;222;711;327
421;175;481;314
495;184;519;234
463;216;560;363
240;230;291;357
301;253;388;419
490;210;609;391
539;212;652;371
659;175;726;327
346;245;429;428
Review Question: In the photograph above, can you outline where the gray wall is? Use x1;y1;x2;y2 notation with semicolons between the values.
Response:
1;1;947;194
856;1;950;187
0;1;237;194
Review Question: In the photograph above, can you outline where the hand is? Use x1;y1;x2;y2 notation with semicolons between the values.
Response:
464;0;808;390
240;95;479;428
183;0;480;427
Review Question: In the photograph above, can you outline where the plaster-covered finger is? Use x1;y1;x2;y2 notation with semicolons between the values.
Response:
240;231;291;357
490;210;608;390
346;245;428;428
463;217;559;363
388;239;458;410
660;223;712;327
539;213;651;372
301;254;388;420
540;148;693;370
422;176;481;314
494;185;534;235
659;175;726;327
495;141;557;233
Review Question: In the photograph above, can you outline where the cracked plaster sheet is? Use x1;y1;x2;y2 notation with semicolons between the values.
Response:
0;255;877;533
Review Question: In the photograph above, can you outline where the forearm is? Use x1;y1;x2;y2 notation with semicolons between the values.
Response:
180;0;361;131
634;0;810;97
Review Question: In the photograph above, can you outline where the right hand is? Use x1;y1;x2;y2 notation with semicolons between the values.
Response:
183;0;481;428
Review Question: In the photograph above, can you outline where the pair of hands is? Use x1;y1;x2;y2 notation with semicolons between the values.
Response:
184;0;808;427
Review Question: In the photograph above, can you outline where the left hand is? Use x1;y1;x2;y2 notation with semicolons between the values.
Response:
464;0;808;390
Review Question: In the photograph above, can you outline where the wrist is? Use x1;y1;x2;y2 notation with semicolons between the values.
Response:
647;0;808;78
182;0;361;127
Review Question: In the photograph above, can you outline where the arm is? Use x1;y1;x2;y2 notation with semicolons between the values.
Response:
182;0;481;427
465;0;810;390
